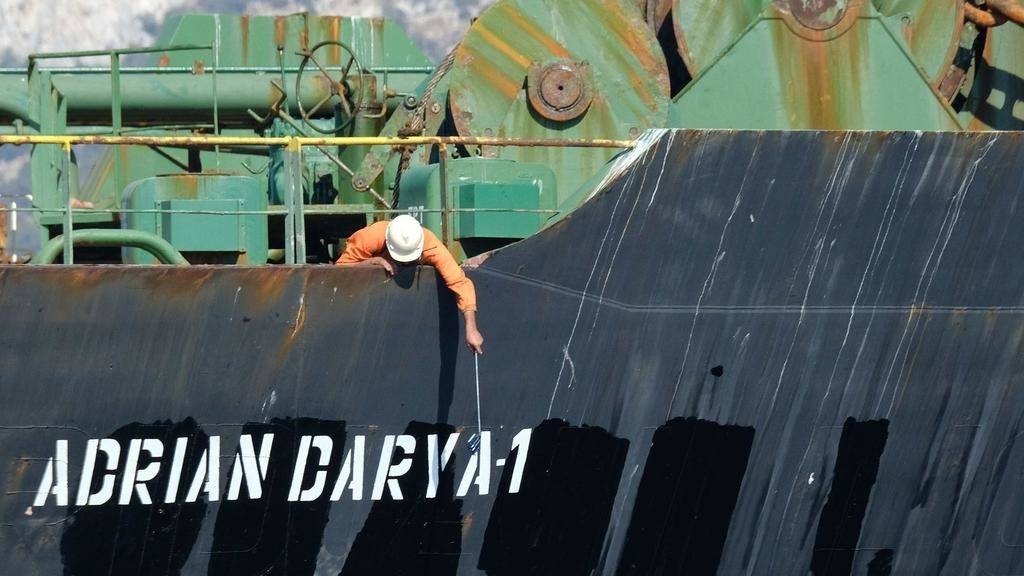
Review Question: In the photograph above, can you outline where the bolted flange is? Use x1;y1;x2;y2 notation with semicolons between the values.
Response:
527;60;593;122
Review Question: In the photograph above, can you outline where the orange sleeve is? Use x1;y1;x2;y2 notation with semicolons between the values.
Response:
421;229;477;312
336;221;389;264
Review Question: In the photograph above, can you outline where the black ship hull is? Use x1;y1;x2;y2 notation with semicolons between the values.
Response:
3;129;1024;575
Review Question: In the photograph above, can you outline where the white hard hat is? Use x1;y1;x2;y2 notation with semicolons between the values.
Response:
385;215;424;262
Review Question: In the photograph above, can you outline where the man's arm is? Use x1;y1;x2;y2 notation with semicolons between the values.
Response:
335;222;393;273
422;232;484;354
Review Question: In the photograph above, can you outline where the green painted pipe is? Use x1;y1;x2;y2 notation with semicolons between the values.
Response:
46;72;340;126
0;74;30;123
32;229;189;265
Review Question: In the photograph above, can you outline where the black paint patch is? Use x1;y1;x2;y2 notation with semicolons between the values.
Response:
710;365;724;377
207;418;346;576
478;419;629;576
339;421;463;576
615;417;755;576
60;419;208;576
867;549;894;576
810;418;889;576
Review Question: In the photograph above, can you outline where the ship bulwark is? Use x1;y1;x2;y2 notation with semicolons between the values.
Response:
3;129;1024;575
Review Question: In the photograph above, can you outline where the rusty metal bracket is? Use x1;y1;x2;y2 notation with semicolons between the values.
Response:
983;0;1024;26
246;80;289;127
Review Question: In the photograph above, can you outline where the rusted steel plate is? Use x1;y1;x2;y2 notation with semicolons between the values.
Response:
673;0;963;90
4;130;1024;574
448;0;669;206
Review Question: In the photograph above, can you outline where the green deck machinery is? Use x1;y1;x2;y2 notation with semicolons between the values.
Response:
0;13;434;263
0;1;1021;263
357;0;1024;258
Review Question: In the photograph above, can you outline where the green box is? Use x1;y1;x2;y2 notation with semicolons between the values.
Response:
159;199;245;251
457;182;544;239
122;174;267;264
398;157;557;241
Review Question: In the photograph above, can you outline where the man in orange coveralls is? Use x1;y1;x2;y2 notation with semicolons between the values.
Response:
335;214;484;355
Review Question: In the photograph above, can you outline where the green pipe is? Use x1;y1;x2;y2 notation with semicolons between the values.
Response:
32;229;189;265
48;73;340;125
0;75;30;122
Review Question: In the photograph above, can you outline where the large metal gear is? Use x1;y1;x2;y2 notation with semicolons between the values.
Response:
448;0;670;207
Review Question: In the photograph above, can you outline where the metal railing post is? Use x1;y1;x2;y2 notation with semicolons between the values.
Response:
283;138;305;264
61;141;73;264
438;142;451;250
110;53;122;134
293;142;307;264
212;15;221;169
283;140;296;264
110;53;125;206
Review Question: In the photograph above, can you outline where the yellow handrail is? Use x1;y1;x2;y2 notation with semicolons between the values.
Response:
0;133;636;264
0;134;635;149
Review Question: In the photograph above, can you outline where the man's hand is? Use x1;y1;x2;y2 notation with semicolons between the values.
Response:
463;310;484;355
466;327;484;355
335;255;395;276
367;256;395;276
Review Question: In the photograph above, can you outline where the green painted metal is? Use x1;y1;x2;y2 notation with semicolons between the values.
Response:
60;145;73;264
267;96;388;211
671;0;964;86
150;13;432;123
121;174;267;265
671;0;764;75
397;157;557;257
0;71;29;123
36;72;336;124
23;69;365;222
282;142;306;265
447;0;669;206
872;0;964;85
4;3;1024;265
350;65;454;201
154;14;430;70
151;14;431;120
668;3;963;130
32;229;189;265
455;182;553;239
159;199;245;250
8;13;435;255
